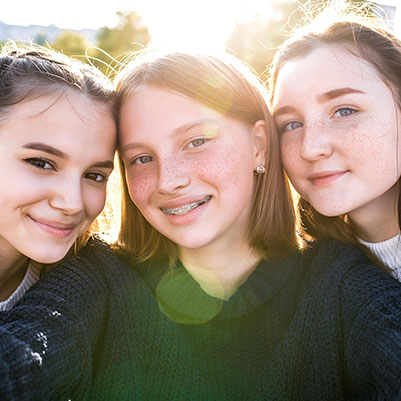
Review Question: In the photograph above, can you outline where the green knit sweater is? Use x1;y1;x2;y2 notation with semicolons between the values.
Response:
1;239;401;400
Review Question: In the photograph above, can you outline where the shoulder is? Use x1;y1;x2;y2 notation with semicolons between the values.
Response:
274;239;370;283
299;239;373;276
290;239;398;300
36;237;135;295
300;239;401;310
72;236;132;273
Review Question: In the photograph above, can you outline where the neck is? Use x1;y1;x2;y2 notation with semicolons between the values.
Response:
0;252;29;302
349;186;400;243
179;238;261;300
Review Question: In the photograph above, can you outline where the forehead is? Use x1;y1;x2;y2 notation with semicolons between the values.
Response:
273;45;383;102
1;93;116;150
119;87;221;138
6;91;109;122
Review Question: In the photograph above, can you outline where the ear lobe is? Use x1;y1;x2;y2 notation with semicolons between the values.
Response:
251;120;267;167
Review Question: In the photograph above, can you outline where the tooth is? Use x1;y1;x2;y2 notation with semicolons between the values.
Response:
162;196;210;216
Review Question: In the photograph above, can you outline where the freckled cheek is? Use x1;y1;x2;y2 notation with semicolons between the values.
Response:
345;127;398;172
125;169;156;207
280;139;301;175
192;146;254;195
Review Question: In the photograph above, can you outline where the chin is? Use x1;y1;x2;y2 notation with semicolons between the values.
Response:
313;204;349;218
170;236;214;251
26;247;71;265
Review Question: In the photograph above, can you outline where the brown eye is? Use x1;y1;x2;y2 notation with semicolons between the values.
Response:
24;158;54;170
85;172;107;183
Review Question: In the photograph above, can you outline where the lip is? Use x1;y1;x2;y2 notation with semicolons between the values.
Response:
308;170;348;186
160;195;211;210
29;216;79;238
159;195;212;224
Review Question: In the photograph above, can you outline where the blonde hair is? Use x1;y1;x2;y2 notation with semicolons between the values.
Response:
268;6;401;264
115;50;300;264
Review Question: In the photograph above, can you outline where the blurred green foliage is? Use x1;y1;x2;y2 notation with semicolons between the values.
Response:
50;10;150;77
226;0;372;79
227;0;301;78
92;11;151;76
51;31;90;58
46;0;373;79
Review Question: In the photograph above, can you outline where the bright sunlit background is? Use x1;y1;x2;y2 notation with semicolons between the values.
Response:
1;0;278;52
2;0;398;77
3;1;399;51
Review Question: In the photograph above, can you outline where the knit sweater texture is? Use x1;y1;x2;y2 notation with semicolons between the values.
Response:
1;239;401;400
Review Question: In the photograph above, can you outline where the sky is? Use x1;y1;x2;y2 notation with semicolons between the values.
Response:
3;1;400;51
1;0;275;51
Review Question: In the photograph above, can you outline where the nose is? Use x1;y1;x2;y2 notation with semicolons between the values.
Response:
300;122;333;161
49;176;84;215
157;157;191;194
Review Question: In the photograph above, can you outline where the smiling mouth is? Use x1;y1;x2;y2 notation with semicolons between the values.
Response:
29;215;79;238
308;170;348;186
161;195;212;216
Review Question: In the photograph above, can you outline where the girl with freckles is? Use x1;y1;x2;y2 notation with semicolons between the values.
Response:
0;44;116;311
270;9;401;279
1;50;401;400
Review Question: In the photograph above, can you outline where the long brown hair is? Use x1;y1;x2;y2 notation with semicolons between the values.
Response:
0;42;115;257
268;8;401;262
115;51;300;264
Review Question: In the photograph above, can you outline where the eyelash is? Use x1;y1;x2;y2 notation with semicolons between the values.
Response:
187;138;208;148
24;157;55;170
131;155;154;165
130;137;210;166
280;121;303;133
24;157;107;184
279;105;359;133
333;106;358;118
84;172;108;183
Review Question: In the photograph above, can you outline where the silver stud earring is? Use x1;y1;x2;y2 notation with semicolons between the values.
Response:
255;165;266;174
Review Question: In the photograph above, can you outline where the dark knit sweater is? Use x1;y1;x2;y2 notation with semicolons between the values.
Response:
1;239;401;400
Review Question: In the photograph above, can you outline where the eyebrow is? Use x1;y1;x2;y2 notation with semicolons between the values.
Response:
120;119;218;153
174;119;217;135
91;160;114;169
273;87;365;118
22;142;67;158
23;142;114;169
316;87;365;103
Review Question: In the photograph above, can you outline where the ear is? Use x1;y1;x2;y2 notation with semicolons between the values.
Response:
250;120;267;169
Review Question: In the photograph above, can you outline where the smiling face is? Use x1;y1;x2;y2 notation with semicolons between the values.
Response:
0;92;116;266
273;45;401;229
119;86;265;254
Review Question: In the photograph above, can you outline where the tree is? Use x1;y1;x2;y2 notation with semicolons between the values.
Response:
226;0;372;78
51;30;90;59
34;31;48;46
93;11;151;76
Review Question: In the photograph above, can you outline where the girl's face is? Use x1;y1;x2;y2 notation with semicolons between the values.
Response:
0;93;116;265
119;86;266;253
273;45;401;224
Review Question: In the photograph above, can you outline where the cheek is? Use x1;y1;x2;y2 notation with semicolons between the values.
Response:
280;136;301;175
84;187;108;219
345;122;399;173
194;143;255;196
125;168;155;207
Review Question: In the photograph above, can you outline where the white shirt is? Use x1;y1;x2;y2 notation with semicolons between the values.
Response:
359;234;401;282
